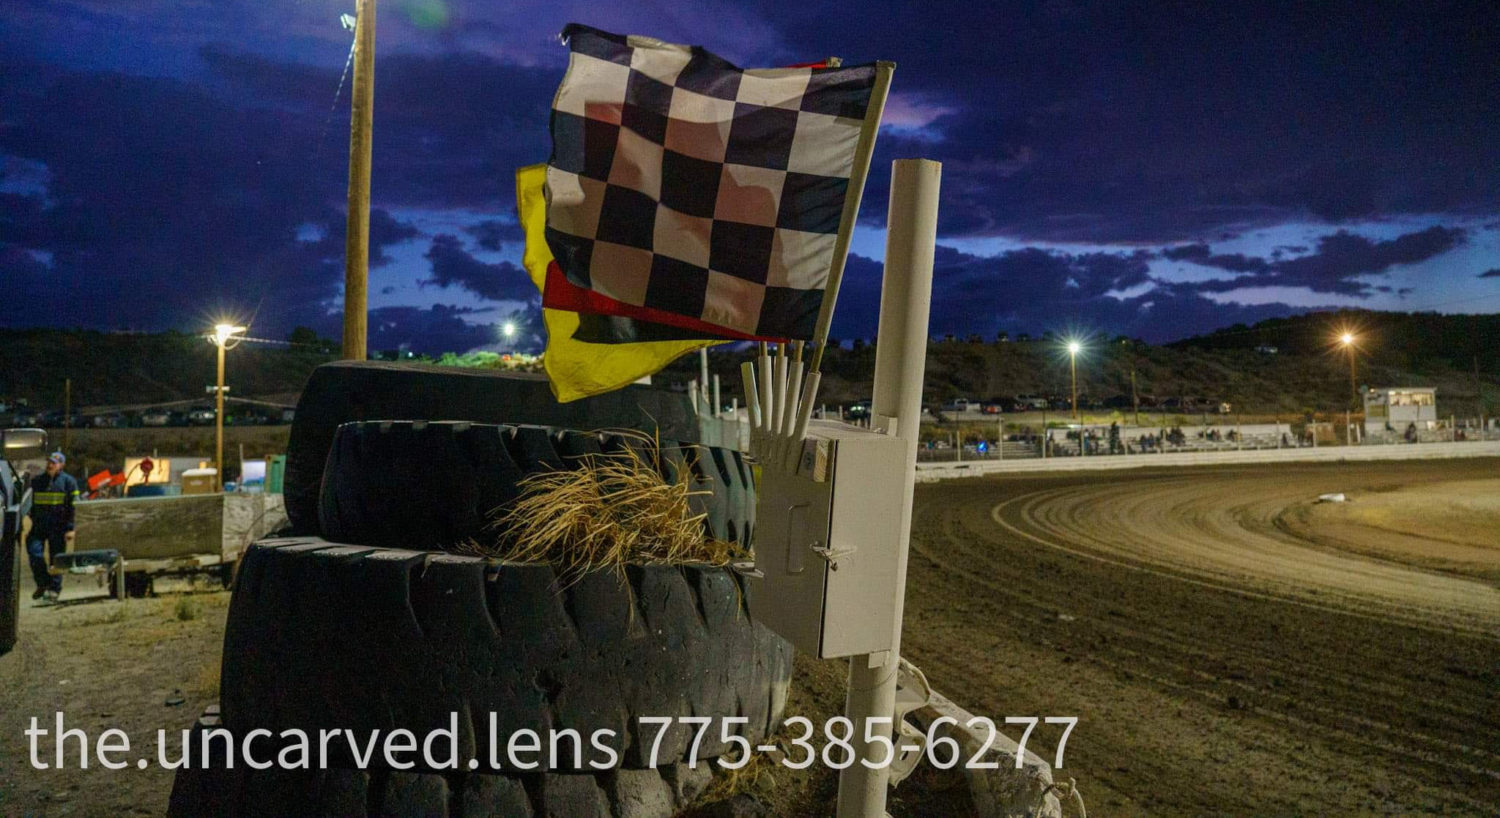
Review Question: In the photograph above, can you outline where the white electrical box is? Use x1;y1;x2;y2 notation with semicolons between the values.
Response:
748;419;916;659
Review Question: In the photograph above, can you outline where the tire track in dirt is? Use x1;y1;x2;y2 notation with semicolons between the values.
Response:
901;459;1500;816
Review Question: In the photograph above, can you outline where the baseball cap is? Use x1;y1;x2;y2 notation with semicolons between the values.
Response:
47;451;66;465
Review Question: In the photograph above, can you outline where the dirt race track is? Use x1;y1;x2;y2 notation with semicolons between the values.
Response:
902;457;1500;816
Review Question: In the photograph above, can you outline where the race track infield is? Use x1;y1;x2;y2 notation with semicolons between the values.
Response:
902;457;1500;816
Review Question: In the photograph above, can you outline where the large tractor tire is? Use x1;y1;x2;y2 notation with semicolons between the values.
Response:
317;421;755;552
283;361;705;536
167;706;718;817
219;538;793;773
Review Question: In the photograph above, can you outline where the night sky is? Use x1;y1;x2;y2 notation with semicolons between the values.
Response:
3;1;1499;354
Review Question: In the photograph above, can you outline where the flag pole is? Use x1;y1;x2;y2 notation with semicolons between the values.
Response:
342;0;376;361
808;61;894;375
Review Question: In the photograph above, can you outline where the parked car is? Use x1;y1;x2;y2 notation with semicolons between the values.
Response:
186;407;216;426
846;399;872;420
91;413;124;428
980;399;1006;414
941;398;975;412
140;409;174;427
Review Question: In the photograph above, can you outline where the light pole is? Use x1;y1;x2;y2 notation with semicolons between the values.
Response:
209;324;246;492
1339;332;1358;410
1067;340;1082;420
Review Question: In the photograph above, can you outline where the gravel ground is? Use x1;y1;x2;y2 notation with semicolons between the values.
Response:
0;592;230;816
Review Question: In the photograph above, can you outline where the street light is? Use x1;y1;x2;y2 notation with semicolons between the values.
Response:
1066;339;1083;419
207;323;246;492
1338;330;1359;409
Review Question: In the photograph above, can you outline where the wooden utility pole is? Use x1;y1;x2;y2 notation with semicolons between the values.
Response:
342;0;376;361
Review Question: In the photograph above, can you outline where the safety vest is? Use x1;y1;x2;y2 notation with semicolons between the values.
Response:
29;471;80;532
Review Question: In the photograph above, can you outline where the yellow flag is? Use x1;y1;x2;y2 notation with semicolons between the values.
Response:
516;164;718;403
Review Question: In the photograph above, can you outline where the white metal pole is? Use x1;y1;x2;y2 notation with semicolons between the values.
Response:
837;159;938;818
699;348;711;418
713;374;721;419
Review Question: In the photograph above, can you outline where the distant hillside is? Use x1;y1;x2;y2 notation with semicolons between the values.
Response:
1171;309;1500;370
665;310;1498;416
3;309;1495;418
0;328;334;410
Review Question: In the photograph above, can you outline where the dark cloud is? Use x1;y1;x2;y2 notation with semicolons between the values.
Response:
765;2;1500;242
357;304;500;354
1480;268;1500;278
831;245;1301;344
1161;244;1269;273
420;234;535;302
302;302;537;357
1166;226;1466;296
466;219;523;251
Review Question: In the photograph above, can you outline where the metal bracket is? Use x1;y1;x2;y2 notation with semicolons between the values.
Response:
730;561;764;579
888;658;933;787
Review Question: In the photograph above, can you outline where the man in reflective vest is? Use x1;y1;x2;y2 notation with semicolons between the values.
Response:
28;451;78;601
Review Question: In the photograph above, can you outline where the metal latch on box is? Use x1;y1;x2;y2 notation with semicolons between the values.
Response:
811;543;856;570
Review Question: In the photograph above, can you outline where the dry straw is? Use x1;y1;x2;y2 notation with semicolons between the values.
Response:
457;431;747;583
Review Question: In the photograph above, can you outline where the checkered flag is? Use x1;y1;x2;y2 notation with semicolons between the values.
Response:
545;24;888;342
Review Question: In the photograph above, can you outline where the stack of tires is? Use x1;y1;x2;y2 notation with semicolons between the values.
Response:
168;363;793;818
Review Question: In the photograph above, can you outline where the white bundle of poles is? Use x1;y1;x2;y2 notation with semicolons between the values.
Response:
741;343;821;472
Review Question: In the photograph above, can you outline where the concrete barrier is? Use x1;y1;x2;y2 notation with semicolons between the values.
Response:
915;440;1500;482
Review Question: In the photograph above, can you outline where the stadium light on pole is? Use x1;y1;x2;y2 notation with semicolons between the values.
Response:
1067;339;1083;419
208;323;247;493
1339;331;1359;409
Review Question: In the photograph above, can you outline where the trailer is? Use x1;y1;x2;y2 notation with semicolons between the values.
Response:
70;492;287;596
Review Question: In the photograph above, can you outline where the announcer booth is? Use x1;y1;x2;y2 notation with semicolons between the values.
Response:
1364;387;1437;435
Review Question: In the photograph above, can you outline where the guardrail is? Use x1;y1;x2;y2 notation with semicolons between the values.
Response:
914;440;1500;481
